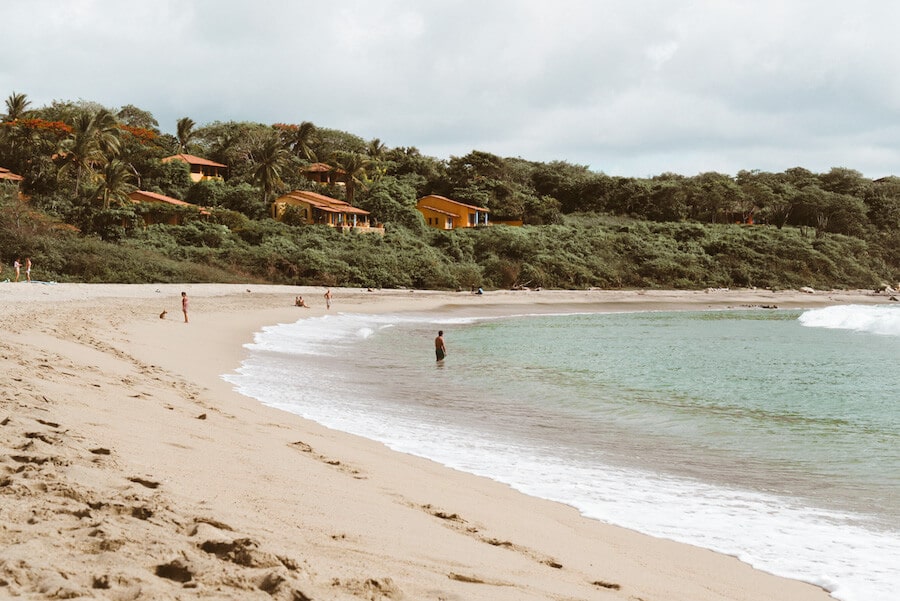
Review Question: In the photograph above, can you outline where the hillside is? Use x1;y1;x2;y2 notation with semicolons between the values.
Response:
2;93;899;289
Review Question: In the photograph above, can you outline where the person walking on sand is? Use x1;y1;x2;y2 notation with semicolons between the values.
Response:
324;288;333;310
181;291;189;323
435;330;447;362
24;257;31;282
13;258;20;282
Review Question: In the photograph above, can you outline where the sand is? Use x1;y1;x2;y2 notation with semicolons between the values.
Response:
1;282;889;600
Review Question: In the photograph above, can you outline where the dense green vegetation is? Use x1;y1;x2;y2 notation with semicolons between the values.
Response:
2;92;898;289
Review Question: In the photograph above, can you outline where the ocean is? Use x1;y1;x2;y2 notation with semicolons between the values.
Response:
223;303;900;601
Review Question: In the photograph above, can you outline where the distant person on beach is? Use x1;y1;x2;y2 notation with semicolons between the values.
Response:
435;330;447;362
25;257;31;282
324;288;333;310
181;291;189;323
14;258;20;282
295;295;309;308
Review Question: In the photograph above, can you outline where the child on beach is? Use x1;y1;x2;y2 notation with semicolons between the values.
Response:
181;291;189;323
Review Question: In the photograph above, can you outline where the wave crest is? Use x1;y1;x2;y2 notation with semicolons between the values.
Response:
798;305;900;337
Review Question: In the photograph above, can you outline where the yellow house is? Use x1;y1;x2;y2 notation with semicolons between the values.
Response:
129;190;210;225
161;153;227;182
416;194;490;230
272;190;383;233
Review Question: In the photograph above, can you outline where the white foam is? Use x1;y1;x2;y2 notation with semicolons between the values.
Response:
799;305;900;337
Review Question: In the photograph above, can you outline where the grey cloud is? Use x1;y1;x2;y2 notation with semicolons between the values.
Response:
2;0;899;177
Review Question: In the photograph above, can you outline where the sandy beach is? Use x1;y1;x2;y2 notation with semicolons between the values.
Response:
1;283;889;600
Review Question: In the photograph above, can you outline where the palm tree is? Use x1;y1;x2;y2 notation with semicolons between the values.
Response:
209;130;242;167
252;133;292;205
286;121;317;162
1;93;33;163
56;109;123;195
57;112;105;194
366;138;386;160
329;151;371;206
176;117;196;154
92;108;121;159
365;138;388;181
94;159;134;209
2;92;31;122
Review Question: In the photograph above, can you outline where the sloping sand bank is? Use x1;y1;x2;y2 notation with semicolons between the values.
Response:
2;284;882;600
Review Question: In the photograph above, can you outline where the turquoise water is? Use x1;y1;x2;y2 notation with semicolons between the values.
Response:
435;309;900;521
226;304;900;601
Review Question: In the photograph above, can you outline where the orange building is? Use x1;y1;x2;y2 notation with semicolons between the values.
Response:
129;190;210;225
416;194;490;230
161;154;227;182
272;190;383;233
300;162;347;185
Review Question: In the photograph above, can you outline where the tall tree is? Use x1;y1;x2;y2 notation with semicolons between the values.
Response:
252;133;292;205
366;138;386;160
116;104;159;131
3;92;31;122
285;121;317;162
94;159;134;209
329;151;371;206
447;150;506;187
57;111;111;194
92;109;122;159
176;117;197;154
819;167;869;197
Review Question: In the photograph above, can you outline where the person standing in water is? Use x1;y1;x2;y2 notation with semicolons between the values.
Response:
435;330;447;362
324;288;333;310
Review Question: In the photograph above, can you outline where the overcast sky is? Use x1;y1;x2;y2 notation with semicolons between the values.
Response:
3;1;900;178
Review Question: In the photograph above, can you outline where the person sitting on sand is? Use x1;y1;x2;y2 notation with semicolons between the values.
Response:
295;295;310;308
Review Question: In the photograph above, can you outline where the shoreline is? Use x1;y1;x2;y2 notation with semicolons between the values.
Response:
2;284;886;599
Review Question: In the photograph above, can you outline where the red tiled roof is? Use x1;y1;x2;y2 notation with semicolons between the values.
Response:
418;205;460;218
0;166;24;181
418;194;490;212
278;190;370;215
301;162;347;175
162;153;227;168
129;190;211;214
